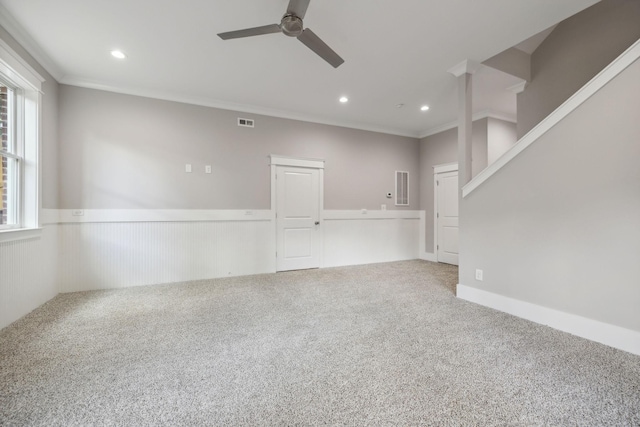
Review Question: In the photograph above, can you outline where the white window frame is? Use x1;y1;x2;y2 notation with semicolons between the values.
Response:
0;39;43;242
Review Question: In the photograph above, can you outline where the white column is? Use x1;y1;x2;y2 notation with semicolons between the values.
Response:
448;60;479;188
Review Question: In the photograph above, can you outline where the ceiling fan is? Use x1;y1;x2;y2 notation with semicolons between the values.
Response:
217;0;344;68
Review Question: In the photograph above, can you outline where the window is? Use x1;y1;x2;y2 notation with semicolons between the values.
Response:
1;83;17;227
0;39;43;239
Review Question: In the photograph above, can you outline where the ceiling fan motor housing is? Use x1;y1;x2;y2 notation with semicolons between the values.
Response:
281;14;303;37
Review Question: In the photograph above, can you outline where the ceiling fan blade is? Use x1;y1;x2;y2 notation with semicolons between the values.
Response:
286;0;311;19
297;28;344;68
218;24;281;40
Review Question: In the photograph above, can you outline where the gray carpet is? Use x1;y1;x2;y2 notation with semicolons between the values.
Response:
0;260;639;426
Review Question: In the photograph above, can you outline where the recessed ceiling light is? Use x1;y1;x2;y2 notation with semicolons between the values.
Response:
111;50;126;59
421;105;430;111
339;96;348;103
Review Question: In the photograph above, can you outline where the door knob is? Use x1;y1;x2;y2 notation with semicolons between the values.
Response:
315;221;320;225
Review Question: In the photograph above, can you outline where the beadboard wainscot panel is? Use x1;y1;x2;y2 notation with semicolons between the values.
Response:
57;210;275;292
322;210;420;267
0;225;58;329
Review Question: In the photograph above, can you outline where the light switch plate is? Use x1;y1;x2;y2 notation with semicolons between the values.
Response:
185;164;192;173
475;269;483;281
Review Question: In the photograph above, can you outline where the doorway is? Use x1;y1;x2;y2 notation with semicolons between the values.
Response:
270;156;324;272
434;163;459;265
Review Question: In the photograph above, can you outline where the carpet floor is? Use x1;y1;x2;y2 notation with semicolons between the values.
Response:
0;260;639;426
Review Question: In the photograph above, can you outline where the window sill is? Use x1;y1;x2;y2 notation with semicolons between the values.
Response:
0;227;43;243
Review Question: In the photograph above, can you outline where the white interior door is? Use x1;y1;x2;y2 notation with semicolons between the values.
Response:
437;170;459;265
276;165;321;271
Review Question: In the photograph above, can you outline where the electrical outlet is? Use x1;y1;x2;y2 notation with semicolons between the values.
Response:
381;204;387;210
475;269;483;281
205;165;212;174
185;164;192;173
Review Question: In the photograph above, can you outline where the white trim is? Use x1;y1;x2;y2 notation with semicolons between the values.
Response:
42;209;422;224
54;209;273;223
58;77;421;138
0;2;411;138
0;227;42;242
0;4;63;81
448;59;481;77
318;169;325;268
419;252;437;262
419;110;516;139
322;213;420;268
433;162;458;174
457;284;640;356
463;37;640;198
0;38;42;232
269;155;324;169
506;80;527;94
0;39;44;89
418;210;426;257
271;156;325;270
323;210;420;220
433;164;458;263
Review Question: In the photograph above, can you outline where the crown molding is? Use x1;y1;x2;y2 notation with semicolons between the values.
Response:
0;4;64;81
447;59;481;77
59;76;421;139
507;80;528;94
418;110;516;139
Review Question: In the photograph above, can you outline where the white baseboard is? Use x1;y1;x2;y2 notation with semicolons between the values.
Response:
420;252;437;262
457;284;640;356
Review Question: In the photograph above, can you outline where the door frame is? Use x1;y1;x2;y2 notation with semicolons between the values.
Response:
433;162;458;263
270;155;325;270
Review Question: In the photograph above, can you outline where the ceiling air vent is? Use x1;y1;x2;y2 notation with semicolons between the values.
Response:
395;171;409;206
237;118;255;128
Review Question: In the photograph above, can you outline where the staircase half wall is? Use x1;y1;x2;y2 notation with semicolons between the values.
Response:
458;42;640;355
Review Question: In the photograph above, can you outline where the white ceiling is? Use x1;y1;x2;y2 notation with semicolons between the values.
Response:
0;0;598;137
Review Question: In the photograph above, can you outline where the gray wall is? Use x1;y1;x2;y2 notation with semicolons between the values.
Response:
0;26;59;208
517;0;640;138
0;25;59;329
419;118;488;254
487;118;517;164
460;57;640;332
58;86;419;210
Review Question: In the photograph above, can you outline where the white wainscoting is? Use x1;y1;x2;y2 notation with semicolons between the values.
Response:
0;225;58;329
322;210;420;268
37;209;425;294
57;219;275;293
